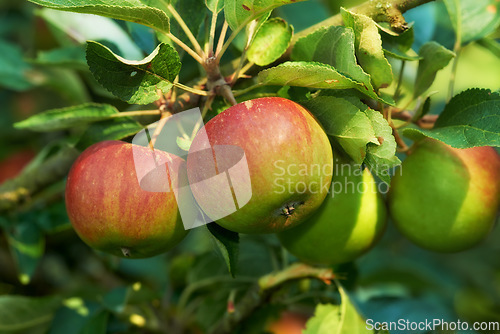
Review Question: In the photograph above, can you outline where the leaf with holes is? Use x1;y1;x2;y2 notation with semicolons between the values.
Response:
86;41;181;104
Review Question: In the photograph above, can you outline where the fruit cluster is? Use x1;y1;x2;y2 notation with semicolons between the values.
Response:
65;97;500;262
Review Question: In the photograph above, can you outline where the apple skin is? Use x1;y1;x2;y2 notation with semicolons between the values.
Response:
266;311;309;334
65;140;188;258
187;97;333;234
388;138;500;253
277;165;387;265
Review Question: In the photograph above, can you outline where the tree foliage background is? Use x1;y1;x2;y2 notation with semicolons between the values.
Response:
0;0;499;333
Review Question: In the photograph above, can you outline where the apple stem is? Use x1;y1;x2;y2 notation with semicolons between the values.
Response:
121;247;131;257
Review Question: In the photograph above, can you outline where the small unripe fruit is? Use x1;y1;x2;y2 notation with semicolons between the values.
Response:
388;138;500;252
65;140;188;258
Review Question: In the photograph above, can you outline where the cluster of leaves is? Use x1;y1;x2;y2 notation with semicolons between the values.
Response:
0;0;499;333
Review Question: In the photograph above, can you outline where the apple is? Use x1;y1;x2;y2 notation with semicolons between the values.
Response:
0;150;35;184
277;163;387;265
186;97;333;234
65;140;188;258
266;311;309;334
388;138;500;252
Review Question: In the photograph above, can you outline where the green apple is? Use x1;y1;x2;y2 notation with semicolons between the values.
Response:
186;97;333;234
388;138;500;252
65;140;188;258
277;163;387;265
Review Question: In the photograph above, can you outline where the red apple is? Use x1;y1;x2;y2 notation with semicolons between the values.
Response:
186;97;333;234
0;150;35;184
266;311;309;334
65;140;188;258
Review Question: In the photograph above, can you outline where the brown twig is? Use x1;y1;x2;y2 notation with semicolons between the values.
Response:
205;56;237;106
391;110;439;128
293;0;435;43
392;124;409;152
210;263;334;334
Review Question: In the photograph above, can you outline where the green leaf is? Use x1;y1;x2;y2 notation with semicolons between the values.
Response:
206;223;239;277
102;287;130;313
477;37;500;58
224;0;305;32
245;12;272;48
258;61;391;104
341;8;393;89
413;95;432;121
247;18;293;66
28;0;170;34
86;41;181;104
0;295;61;332
206;0;224;13
37;67;90;104
170;0;206;49
14;103;121;132
364;108;401;184
403;89;500;148
37;8;144;60
49;299;106;334
176;135;193;152
35;46;87;69
301;96;378;164
0;39;35;91
304;284;373;334
77;118;143;149
381;26;421;61
80;311;109;334
414;42;455;98
444;0;500;45
259;61;358;89
6;222;45;285
291;26;375;95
